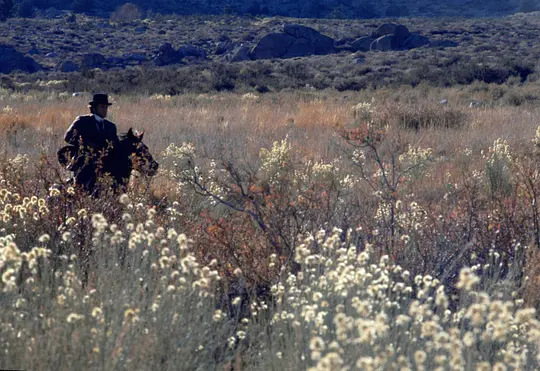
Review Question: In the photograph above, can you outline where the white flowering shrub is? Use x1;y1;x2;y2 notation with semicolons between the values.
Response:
2;206;539;370
351;101;375;122
1;204;238;370
259;138;293;186
484;138;514;196
248;230;540;370
398;145;433;180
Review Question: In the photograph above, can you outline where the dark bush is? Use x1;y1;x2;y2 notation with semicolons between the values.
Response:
211;63;237;91
16;0;34;18
389;105;468;131
0;0;13;20
503;91;538;107
355;1;379;18
334;77;367;91
72;0;94;14
451;63;511;85
504;60;535;82
385;4;409;17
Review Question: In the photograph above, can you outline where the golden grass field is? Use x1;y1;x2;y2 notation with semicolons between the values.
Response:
2;85;540;369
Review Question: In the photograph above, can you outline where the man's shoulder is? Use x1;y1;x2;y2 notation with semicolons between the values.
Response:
73;114;94;123
79;114;95;120
104;119;117;128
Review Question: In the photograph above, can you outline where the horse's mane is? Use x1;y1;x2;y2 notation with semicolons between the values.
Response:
118;132;132;141
118;129;143;142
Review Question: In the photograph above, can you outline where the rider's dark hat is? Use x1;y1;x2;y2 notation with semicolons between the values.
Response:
89;93;112;106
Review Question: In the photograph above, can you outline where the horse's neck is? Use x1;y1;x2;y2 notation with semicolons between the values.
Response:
104;140;133;177
119;141;134;167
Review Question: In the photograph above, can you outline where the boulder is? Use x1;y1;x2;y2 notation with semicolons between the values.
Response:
250;33;296;59
107;56;125;65
82;53;106;69
372;23;410;45
178;45;206;59
283;24;334;55
360;23;430;51
59;60;79;72
153;43;182;66
283;38;315;58
393;25;411;45
372;23;399;38
403;34;430;49
123;53;146;62
370;35;397;51
350;37;374;52
0;45;41;74
216;40;235;55
225;45;252;62
251;24;335;60
335;37;354;47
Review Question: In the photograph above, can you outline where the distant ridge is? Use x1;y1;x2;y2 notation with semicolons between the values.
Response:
5;0;528;19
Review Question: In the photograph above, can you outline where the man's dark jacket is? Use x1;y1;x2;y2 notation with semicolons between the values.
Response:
64;114;119;150
61;115;120;190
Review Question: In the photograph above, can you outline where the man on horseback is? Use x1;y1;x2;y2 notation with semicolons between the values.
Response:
63;93;120;192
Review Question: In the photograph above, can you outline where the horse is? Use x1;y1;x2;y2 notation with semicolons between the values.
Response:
57;128;159;194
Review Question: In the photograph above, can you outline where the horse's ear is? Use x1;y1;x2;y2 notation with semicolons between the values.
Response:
138;130;145;141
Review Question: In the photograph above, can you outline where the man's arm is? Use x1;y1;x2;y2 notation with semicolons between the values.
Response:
64;117;83;146
105;121;120;146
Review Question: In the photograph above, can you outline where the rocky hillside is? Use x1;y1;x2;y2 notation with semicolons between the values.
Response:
3;0;530;19
1;12;539;95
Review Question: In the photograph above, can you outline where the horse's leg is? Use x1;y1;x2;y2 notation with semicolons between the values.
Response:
75;164;97;194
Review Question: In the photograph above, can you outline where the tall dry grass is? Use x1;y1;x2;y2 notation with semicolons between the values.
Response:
1;87;540;369
1;88;538;160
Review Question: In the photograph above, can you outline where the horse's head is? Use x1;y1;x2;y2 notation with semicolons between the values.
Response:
121;128;159;176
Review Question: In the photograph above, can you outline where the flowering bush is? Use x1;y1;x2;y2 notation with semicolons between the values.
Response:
484;138;514;197
2;95;540;369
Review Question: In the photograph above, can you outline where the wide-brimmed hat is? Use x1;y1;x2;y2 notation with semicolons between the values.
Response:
89;93;112;106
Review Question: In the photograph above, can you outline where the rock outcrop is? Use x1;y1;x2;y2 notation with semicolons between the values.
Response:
58;60;79;72
0;45;41;74
365;23;430;51
152;43;206;66
350;37;374;52
153;43;183;66
250;33;296;59
82;53;107;69
178;45;207;59
250;24;335;60
224;45;252;62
